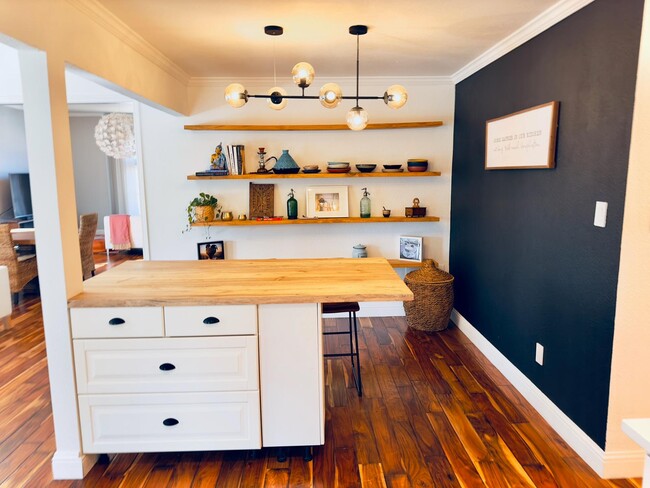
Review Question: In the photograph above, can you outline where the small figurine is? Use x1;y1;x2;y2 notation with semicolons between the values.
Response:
210;142;227;170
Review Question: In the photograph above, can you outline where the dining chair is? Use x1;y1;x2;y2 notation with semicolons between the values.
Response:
0;223;38;305
79;213;98;280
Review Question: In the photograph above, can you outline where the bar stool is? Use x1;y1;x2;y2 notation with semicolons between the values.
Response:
322;302;362;396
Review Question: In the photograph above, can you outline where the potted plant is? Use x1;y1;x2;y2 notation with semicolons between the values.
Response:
186;192;221;228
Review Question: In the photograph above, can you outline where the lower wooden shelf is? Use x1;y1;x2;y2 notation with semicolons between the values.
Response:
191;216;439;227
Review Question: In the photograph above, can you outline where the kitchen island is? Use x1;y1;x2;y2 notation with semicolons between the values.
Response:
68;258;412;458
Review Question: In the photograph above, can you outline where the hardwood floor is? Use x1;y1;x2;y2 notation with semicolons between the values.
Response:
0;253;642;487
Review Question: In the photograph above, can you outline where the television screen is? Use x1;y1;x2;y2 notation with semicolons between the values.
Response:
8;173;33;219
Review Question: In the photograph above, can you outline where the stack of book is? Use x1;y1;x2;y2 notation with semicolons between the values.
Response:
226;144;246;175
195;169;229;176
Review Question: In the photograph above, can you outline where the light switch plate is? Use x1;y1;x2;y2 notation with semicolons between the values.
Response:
594;201;608;228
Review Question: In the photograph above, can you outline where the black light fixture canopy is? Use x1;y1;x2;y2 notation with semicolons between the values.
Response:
224;24;408;130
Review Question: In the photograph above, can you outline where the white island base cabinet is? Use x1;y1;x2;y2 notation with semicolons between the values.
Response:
71;303;324;455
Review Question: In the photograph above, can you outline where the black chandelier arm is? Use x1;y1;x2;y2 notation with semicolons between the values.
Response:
248;94;384;101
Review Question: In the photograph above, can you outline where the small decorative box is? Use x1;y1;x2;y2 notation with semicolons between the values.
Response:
405;207;427;218
405;197;426;217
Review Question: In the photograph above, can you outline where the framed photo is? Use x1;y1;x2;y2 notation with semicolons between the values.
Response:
306;186;349;218
399;236;423;262
485;101;559;170
197;240;224;260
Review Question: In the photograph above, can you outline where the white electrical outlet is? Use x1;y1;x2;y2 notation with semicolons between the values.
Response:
535;343;544;365
594;201;608;228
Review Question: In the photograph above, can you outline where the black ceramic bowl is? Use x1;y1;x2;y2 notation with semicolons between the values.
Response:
356;164;377;173
383;164;402;170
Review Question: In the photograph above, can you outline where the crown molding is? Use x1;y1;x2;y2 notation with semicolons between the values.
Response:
452;0;595;84
188;75;453;88
65;0;190;85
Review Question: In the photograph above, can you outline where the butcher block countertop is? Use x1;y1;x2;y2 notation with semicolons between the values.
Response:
68;258;414;307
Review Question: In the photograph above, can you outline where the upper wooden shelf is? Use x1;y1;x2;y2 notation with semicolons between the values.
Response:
187;171;441;180
184;121;443;131
191;216;439;227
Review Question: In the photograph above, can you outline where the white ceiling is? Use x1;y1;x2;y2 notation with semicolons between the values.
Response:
96;0;561;79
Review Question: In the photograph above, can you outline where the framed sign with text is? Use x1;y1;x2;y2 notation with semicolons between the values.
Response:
485;101;559;170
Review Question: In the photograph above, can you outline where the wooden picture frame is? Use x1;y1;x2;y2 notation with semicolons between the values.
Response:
399;236;423;262
485;101;559;170
197;240;224;260
306;186;349;218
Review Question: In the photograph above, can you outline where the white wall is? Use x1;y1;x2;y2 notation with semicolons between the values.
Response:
140;78;455;271
605;0;650;477
69;115;111;229
0;106;28;217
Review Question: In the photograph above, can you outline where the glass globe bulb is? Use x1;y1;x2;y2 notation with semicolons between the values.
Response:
291;62;315;88
319;83;343;109
383;84;408;109
224;83;248;108
346;106;368;131
267;87;287;110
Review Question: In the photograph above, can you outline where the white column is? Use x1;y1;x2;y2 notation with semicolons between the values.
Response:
605;0;650;478
19;49;96;479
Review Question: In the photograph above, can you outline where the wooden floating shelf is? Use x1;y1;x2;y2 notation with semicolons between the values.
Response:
188;171;441;180
192;216;440;227
184;121;443;131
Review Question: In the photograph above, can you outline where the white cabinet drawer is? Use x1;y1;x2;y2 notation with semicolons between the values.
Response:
164;305;257;336
74;337;258;394
70;307;164;339
78;391;261;453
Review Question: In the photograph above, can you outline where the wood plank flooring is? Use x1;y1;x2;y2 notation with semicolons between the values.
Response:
0;253;643;487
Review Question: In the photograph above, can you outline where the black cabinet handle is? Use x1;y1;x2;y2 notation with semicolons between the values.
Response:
203;316;220;325
163;418;179;426
159;363;176;371
108;318;125;326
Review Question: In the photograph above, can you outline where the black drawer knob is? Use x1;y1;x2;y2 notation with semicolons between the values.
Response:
203;316;220;325
108;318;125;326
163;418;179;426
159;363;176;371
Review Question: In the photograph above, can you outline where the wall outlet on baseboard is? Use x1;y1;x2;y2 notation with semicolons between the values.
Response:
535;343;544;365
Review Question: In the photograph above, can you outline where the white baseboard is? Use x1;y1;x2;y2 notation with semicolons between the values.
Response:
51;451;98;480
450;309;644;479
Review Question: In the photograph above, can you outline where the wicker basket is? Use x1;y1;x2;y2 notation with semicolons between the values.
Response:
404;259;454;332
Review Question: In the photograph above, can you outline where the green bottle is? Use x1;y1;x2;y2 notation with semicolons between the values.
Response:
287;188;298;220
360;187;371;218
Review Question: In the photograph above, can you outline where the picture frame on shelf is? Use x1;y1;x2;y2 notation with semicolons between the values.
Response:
399;236;423;262
197;240;224;260
306;186;349;218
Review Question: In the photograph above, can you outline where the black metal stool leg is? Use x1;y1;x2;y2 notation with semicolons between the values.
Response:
347;311;355;371
352;311;362;396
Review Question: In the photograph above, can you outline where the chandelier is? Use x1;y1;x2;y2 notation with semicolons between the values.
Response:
224;25;408;131
94;113;136;158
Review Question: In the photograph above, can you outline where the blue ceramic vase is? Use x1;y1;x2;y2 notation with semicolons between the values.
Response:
273;149;300;173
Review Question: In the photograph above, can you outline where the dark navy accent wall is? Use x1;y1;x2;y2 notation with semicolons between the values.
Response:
449;0;643;448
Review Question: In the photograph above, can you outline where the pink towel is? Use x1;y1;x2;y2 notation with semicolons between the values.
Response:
109;214;132;250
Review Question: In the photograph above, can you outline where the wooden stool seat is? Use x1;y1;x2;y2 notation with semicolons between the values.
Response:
322;302;360;314
322;301;362;396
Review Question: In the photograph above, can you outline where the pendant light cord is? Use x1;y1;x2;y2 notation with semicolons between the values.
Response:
355;33;360;107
